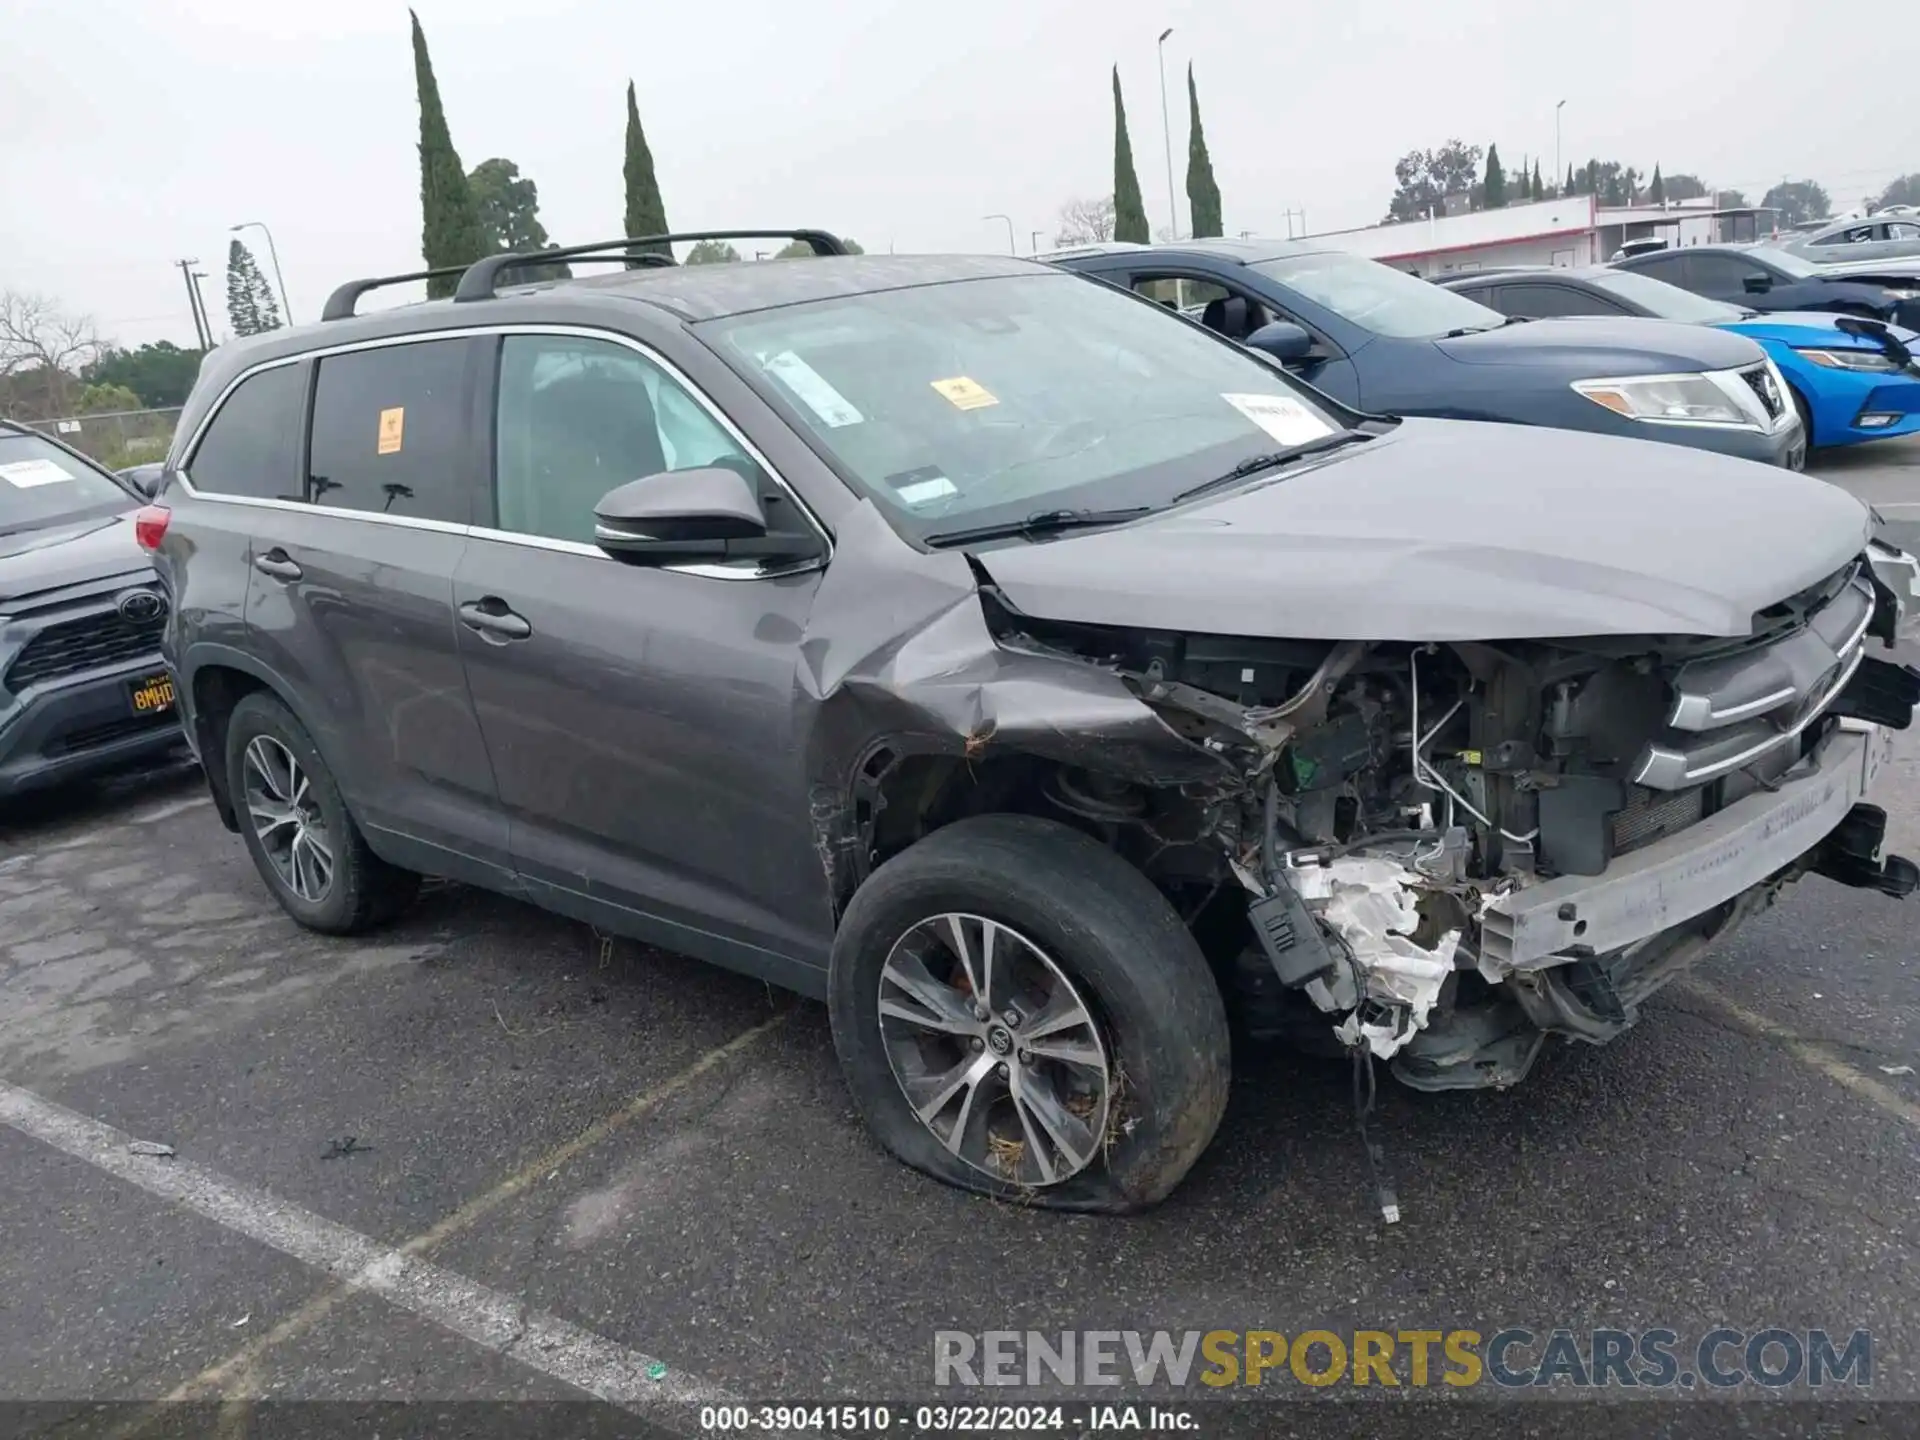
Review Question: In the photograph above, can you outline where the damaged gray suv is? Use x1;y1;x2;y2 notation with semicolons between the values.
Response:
141;229;1920;1212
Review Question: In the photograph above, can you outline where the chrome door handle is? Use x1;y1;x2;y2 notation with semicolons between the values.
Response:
253;551;302;581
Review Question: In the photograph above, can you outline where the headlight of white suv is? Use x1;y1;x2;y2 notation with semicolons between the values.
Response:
1571;372;1755;428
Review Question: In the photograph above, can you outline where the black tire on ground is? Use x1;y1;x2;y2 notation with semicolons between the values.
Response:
223;690;418;934
828;813;1232;1212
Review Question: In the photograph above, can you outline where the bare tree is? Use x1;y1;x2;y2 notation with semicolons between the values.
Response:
0;292;103;417
1054;196;1117;246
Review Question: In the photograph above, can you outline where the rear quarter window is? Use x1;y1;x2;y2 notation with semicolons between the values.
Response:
186;363;307;501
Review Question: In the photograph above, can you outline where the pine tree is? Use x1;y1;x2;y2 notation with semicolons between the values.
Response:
225;238;282;337
1532;161;1543;200
1483;144;1507;208
1184;64;1222;239
623;81;671;261
411;10;485;298
1111;67;1149;244
1649;163;1666;206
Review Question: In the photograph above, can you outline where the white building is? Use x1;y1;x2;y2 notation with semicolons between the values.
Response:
1302;196;1779;277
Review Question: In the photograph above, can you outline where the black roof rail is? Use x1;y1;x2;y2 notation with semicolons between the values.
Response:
321;264;472;322
451;229;851;304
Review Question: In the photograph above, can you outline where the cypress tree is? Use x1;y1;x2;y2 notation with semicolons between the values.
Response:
623;81;671;260
1483;144;1507;208
411;10;485;298
1184;64;1222;239
1532;161;1543;200
1565;163;1575;196
1111;67;1150;244
1649;163;1666;206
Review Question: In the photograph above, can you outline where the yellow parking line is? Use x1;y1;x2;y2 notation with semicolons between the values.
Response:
1679;979;1920;1131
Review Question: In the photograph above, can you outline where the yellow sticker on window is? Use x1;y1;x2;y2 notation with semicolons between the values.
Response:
377;406;405;455
930;376;998;411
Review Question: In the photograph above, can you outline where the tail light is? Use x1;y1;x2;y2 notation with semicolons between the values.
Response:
133;505;171;552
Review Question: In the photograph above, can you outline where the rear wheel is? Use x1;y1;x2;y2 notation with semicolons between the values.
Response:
828;814;1231;1212
224;692;418;934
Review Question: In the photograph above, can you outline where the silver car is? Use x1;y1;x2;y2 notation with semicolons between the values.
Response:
1780;214;1920;266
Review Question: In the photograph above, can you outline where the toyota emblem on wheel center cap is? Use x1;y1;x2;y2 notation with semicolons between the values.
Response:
116;589;166;625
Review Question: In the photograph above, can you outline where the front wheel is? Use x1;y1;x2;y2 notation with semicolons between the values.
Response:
1787;380;1816;448
828;814;1231;1212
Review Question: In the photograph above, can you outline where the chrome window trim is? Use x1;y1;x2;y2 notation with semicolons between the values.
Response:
174;323;831;583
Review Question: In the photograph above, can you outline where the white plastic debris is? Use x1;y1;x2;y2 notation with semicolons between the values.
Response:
1879;1065;1915;1077
1292;855;1460;1059
127;1140;175;1158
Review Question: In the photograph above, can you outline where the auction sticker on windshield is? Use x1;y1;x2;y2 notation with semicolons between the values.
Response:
930;376;999;411
0;458;76;488
763;351;864;428
1222;393;1335;447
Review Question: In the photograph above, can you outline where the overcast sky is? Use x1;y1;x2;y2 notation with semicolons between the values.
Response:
3;0;1910;351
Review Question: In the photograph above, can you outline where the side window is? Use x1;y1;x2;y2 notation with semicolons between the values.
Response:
1497;284;1619;318
306;339;475;523
492;334;756;546
1132;274;1272;340
1684;254;1764;296
1629;252;1685;283
186;364;306;500
1890;223;1920;241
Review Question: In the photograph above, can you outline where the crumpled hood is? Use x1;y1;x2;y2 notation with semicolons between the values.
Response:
1436;315;1765;374
0;512;151;607
972;418;1871;642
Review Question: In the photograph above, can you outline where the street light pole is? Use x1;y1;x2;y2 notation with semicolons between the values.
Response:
1158;28;1177;239
982;214;1016;255
1031;230;1044;255
230;220;293;324
1555;100;1566;195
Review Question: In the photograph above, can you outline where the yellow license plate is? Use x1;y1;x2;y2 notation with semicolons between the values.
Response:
128;673;176;715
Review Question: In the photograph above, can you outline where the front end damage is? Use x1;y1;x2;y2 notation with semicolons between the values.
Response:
809;505;1920;1095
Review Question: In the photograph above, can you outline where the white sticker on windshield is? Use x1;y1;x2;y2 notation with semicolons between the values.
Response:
893;473;958;507
763;351;863;428
0;458;77;488
1220;393;1335;447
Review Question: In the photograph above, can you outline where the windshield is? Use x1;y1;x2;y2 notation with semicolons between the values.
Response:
1746;246;1816;278
1252;250;1505;337
698;272;1352;538
1586;269;1746;323
0;432;134;537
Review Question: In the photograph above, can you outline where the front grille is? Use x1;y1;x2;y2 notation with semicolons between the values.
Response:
1611;785;1706;855
5;611;161;692
1739;364;1785;421
43;711;176;757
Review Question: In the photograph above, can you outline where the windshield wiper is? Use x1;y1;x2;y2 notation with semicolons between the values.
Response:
923;505;1153;549
1172;430;1371;504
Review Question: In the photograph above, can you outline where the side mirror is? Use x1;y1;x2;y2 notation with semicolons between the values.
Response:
1244;320;1315;363
593;465;820;567
1742;273;1773;294
119;464;163;500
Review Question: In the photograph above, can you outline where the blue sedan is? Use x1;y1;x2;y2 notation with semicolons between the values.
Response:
1438;265;1920;448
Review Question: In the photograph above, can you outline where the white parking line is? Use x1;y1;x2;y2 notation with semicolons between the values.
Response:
128;794;213;824
0;1082;740;1422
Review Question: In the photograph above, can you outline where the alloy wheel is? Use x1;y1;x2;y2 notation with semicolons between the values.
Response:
877;913;1113;1187
242;735;334;904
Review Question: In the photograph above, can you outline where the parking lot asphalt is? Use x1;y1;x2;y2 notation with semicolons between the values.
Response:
4;441;1920;1436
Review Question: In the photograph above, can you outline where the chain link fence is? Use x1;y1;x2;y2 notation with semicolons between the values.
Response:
21;407;182;471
